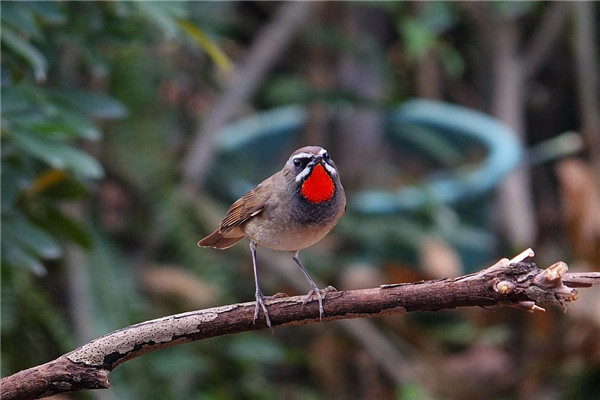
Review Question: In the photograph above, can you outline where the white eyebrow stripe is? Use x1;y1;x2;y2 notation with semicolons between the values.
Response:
318;148;328;155
291;152;313;160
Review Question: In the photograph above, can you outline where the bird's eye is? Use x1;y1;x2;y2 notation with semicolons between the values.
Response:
322;152;330;161
293;157;311;170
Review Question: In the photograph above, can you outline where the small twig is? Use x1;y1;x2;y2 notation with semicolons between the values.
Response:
563;272;600;288
509;247;535;264
2;249;598;400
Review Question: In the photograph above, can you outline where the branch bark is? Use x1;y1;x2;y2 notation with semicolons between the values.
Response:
2;250;599;400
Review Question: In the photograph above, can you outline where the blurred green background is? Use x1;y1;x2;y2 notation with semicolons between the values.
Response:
2;2;599;399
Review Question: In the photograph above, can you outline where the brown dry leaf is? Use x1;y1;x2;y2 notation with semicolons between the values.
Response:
555;159;600;261
419;236;463;279
309;333;346;399
99;179;135;233
426;345;514;399
338;263;386;290
141;265;220;309
568;287;600;328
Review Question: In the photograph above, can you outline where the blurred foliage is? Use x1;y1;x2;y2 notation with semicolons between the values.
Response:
1;1;245;395
397;2;465;77
2;2;599;399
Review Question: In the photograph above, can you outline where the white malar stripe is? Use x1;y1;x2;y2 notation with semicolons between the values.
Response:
296;162;337;182
324;162;337;176
295;166;312;182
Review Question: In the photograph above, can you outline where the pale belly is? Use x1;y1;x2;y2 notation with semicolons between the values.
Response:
242;216;337;251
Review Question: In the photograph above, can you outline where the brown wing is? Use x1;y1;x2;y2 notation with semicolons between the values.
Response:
219;184;267;232
198;180;272;250
198;186;266;250
197;229;245;249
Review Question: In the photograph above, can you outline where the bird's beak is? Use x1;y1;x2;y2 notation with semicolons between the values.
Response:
307;155;327;171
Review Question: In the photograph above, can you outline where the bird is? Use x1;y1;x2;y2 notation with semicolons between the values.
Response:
198;146;346;327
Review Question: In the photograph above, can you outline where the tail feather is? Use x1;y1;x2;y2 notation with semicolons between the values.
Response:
198;229;245;249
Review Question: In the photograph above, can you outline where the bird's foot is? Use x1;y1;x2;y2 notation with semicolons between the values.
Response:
302;285;337;321
254;291;272;328
253;292;290;328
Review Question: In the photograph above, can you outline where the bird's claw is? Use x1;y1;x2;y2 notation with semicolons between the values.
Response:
254;291;272;328
302;286;336;321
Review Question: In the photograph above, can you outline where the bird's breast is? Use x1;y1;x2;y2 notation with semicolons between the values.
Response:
242;191;344;251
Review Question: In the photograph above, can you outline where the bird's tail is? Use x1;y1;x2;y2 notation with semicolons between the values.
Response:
198;229;245;249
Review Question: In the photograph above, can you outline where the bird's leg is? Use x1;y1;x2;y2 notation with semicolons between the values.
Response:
290;251;334;321
251;241;271;328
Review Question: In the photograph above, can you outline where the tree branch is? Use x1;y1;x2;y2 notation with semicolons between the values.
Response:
521;1;570;79
2;249;599;400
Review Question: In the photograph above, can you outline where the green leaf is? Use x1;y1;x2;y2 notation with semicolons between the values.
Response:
400;18;436;60
18;116;100;141
35;174;89;200
3;215;62;260
1;238;47;275
0;26;47;82
3;86;102;140
8;130;104;179
55;108;101;140
42;208;92;249
420;2;458;33
27;1;66;25
11;109;100;141
0;85;35;114
177;19;232;73
438;42;465;77
0;283;18;332
1;2;43;40
262;76;311;105
50;89;127;120
134;1;187;39
492;1;538;20
1;165;26;209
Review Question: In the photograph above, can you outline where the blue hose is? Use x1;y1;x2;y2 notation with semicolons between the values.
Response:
213;100;523;215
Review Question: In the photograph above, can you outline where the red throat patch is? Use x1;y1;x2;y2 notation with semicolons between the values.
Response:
301;164;334;203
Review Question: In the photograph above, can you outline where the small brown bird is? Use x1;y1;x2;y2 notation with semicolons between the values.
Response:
198;146;346;327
